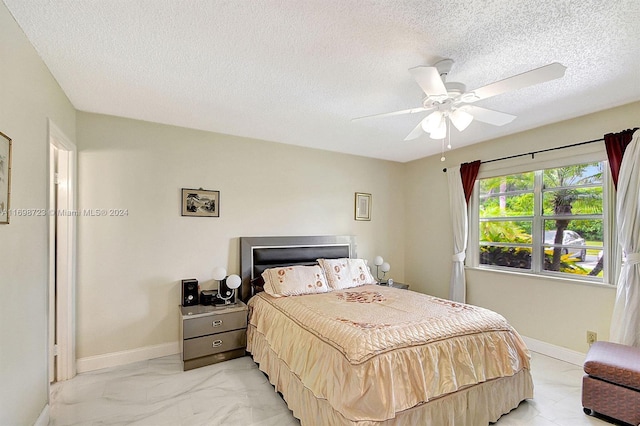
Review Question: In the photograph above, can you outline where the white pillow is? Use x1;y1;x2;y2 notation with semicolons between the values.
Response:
317;258;376;290
261;265;329;297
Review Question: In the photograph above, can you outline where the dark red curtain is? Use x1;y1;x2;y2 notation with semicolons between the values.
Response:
605;128;639;189
460;160;481;204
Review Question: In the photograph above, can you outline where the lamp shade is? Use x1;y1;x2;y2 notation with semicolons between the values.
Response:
212;266;227;281
226;274;242;289
421;111;443;133
373;256;384;266
381;262;391;273
430;117;447;139
450;108;474;131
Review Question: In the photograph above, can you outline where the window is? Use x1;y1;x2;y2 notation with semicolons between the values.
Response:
476;161;609;282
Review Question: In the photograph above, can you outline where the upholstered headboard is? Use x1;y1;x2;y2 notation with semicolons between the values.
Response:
239;235;356;302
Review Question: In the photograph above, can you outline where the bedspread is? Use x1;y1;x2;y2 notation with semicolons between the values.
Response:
247;284;531;422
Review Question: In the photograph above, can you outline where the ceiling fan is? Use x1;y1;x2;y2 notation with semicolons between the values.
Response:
353;59;566;141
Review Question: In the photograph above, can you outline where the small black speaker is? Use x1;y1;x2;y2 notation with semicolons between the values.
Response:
200;290;216;306
181;279;199;306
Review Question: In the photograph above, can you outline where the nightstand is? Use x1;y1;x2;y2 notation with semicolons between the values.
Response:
179;301;248;371
389;282;409;290
378;281;409;290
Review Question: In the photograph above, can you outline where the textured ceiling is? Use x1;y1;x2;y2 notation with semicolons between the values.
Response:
4;0;640;162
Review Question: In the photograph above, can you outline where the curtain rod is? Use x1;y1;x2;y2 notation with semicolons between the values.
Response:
442;136;604;172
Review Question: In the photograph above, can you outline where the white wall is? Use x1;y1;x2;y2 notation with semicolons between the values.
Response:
0;3;76;424
404;101;640;354
75;112;405;359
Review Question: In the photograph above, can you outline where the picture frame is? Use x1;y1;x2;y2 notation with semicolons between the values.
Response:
354;192;371;221
181;188;220;217
0;131;12;224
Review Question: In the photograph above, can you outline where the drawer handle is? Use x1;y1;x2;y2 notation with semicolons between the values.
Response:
212;340;223;348
212;320;223;327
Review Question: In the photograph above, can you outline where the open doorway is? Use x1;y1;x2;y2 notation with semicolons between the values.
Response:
48;120;77;383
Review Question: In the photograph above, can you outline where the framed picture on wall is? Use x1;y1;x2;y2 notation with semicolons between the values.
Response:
181;188;220;217
0;131;12;224
354;192;371;221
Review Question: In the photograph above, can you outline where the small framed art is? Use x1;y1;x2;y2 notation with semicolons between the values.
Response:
181;188;220;217
354;192;371;221
0;131;12;224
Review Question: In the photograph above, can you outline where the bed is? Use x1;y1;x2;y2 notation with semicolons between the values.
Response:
239;236;533;425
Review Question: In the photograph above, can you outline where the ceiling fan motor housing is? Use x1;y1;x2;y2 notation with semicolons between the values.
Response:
423;81;465;108
434;58;454;79
444;82;466;96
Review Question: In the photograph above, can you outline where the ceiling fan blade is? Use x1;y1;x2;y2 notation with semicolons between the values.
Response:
468;62;566;102
459;105;516;126
409;66;447;97
352;106;428;121
404;116;429;141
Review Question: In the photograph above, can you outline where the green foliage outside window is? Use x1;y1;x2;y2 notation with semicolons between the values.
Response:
479;221;587;274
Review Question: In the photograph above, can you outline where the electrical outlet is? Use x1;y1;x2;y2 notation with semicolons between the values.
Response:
587;331;597;345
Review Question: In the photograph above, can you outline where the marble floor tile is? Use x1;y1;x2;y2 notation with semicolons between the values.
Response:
49;352;617;426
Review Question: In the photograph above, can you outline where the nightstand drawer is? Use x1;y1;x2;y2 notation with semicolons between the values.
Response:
183;309;247;339
183;329;246;360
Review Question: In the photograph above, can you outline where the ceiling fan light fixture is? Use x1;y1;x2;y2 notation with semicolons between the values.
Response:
421;111;443;133
450;108;474;131
429;117;447;139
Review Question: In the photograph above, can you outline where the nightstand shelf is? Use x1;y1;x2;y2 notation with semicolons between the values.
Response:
179;301;248;371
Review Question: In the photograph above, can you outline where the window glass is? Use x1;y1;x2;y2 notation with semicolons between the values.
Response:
542;187;603;216
479;172;534;195
480;246;532;270
476;161;607;281
480;221;532;243
480;193;534;217
543;163;603;189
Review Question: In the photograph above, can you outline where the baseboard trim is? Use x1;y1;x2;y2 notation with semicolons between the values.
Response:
76;341;180;373
522;335;586;366
34;404;49;426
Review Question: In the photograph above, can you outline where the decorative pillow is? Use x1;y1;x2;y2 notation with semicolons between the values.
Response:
261;265;329;297
317;258;376;290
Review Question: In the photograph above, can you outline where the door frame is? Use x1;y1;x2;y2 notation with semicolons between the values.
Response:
48;119;77;382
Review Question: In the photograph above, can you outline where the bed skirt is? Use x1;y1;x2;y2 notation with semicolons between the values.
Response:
248;324;534;425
